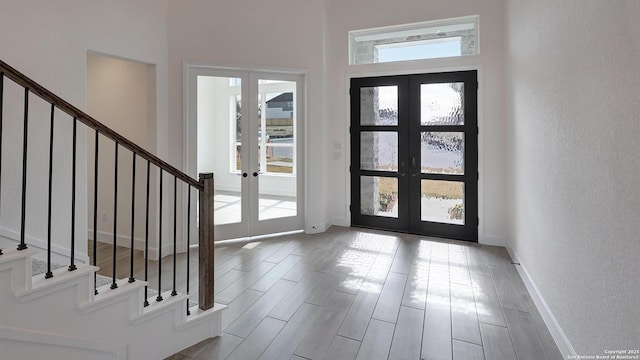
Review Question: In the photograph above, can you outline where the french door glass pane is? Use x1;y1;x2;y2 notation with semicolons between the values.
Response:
361;176;398;218
421;132;464;174
420;82;464;125
421;180;464;225
360;131;398;171
360;86;398;126
258;80;297;221
196;75;242;225
234;95;242;172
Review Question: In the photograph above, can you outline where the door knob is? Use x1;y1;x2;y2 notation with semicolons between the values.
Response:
253;172;259;177
242;173;248;177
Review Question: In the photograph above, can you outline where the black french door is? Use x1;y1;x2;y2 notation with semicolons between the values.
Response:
350;71;478;242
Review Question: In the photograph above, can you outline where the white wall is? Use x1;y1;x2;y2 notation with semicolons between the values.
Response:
324;0;507;245
167;0;326;231
86;54;158;253
0;0;170;262
505;0;640;354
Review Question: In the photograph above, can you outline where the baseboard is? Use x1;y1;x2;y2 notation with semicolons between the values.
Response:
305;223;327;234
0;226;89;265
330;216;350;228
0;325;127;360
479;234;505;246
505;245;576;358
88;230;160;261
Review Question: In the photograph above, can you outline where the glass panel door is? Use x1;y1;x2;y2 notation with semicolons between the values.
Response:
250;73;304;237
350;76;409;232
409;71;477;241
351;71;477;242
190;68;304;241
195;72;249;240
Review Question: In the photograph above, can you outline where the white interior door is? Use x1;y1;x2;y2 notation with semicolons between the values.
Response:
188;67;304;241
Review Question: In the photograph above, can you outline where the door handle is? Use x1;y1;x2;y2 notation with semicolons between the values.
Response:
253;172;259;177
237;172;248;177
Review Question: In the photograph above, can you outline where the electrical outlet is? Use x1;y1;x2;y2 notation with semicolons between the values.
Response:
101;211;108;222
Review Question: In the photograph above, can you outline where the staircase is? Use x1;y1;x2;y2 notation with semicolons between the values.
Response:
0;60;224;359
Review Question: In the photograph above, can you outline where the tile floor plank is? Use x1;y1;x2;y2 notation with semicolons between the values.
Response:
226;279;296;338
222;289;264;330
470;273;507;327
372;272;408;323
226;317;287;360
503;308;551;360
480;322;518;360
269;271;325;321
321;335;361;360
251;254;303;293
422;294;453;360
216;261;276;304
355;319;395;360
177;333;243;360
401;259;429;310
337;281;383;341
388;306;424;360
295;291;354;359
452;339;485;360
259;303;324;360
450;283;482;345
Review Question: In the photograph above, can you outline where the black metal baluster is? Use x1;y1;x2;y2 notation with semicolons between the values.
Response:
157;168;163;302
171;176;177;297
18;88;29;251
0;73;3;256
129;153;136;283
69;117;77;271
93;130;99;294
111;142;119;289
144;160;150;307
186;185;191;316
45;104;55;279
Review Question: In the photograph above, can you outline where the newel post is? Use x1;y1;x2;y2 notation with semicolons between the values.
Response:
198;173;215;310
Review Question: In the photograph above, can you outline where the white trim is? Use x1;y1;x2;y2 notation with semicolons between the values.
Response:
0;226;89;265
87;230;161;260
479;234;505;246
505;245;577;358
305;223;328;234
212;229;305;247
0;326;127;360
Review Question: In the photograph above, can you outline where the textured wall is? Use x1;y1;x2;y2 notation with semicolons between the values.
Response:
505;0;640;353
0;0;169;262
167;0;326;231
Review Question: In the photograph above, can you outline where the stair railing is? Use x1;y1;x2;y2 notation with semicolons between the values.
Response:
0;59;215;314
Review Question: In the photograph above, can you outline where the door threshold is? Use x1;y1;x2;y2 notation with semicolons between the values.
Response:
204;230;305;247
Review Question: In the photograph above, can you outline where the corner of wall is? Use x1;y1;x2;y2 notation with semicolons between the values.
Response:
504;243;577;359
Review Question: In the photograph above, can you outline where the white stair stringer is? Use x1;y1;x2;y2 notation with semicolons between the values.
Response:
0;248;226;360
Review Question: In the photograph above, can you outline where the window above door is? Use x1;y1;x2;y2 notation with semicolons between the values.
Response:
349;15;479;65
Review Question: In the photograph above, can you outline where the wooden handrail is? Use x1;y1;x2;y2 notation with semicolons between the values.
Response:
0;59;201;190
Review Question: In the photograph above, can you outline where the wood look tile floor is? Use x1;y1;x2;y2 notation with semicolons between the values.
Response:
95;226;561;360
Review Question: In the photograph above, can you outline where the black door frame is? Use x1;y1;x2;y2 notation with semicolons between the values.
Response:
350;70;478;242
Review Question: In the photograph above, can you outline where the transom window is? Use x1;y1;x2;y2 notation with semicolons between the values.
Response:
349;15;478;65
